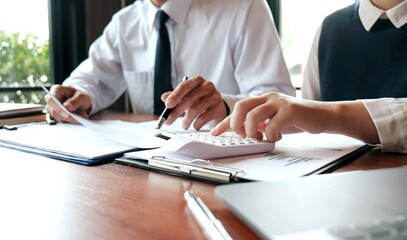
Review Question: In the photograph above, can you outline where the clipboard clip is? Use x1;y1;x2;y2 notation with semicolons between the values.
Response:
150;156;244;182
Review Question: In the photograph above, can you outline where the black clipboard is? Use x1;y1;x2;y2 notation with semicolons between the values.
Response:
115;134;374;184
307;144;374;175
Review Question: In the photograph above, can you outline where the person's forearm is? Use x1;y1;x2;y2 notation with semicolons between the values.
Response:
329;101;380;144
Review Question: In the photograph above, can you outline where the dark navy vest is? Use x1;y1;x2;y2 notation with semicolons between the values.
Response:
318;3;407;101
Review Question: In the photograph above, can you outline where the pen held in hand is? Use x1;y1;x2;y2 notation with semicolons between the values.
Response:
41;85;70;117
46;113;57;125
155;76;189;129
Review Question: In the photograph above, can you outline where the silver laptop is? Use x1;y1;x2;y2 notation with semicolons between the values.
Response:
215;167;407;240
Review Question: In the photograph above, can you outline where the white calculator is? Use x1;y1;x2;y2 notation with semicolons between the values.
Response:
152;131;275;159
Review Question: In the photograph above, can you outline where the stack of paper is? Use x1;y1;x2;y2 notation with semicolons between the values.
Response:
0;103;46;126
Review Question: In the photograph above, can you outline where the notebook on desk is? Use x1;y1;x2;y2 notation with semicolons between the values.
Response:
215;167;407;240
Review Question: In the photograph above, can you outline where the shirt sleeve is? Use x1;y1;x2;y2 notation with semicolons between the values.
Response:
302;25;322;100
361;98;407;153
223;0;295;112
63;14;127;115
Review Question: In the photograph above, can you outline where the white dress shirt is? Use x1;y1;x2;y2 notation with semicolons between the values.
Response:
302;0;407;153
64;0;294;115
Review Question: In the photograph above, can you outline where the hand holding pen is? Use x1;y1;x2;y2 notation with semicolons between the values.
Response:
156;76;189;129
157;75;229;130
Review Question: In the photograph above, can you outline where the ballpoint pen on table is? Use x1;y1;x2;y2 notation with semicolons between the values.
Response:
184;191;233;240
155;76;189;129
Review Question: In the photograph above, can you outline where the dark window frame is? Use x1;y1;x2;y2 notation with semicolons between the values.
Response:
48;0;131;85
48;0;87;85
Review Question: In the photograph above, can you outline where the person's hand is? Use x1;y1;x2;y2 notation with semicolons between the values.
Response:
210;92;335;142
44;85;92;123
161;76;228;130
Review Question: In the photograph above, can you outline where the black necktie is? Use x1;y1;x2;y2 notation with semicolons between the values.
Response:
154;10;172;115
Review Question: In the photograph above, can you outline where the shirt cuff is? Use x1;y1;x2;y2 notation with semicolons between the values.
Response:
361;98;407;153
221;94;244;114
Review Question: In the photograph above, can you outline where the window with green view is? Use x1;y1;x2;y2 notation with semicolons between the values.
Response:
0;0;50;104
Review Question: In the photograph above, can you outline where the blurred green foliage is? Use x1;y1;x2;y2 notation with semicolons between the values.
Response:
0;30;50;104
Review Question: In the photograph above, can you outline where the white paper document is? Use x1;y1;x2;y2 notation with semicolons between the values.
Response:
0;123;143;165
0;123;133;158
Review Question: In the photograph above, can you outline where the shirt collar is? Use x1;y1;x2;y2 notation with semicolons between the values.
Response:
359;0;407;31
146;0;193;30
161;0;193;25
386;1;407;28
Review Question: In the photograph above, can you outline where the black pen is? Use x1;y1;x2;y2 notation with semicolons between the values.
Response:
155;76;189;129
46;113;57;125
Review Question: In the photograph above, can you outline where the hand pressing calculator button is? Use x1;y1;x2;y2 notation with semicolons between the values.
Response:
153;131;275;159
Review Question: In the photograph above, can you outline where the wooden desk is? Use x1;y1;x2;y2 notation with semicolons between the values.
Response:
1;112;406;239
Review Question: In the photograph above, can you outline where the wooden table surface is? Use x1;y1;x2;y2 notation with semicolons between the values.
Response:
1;112;406;240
